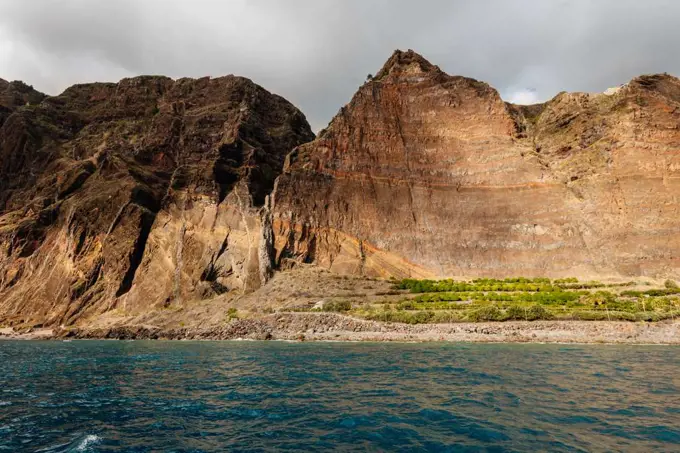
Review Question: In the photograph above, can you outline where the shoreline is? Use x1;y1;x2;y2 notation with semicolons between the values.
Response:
2;313;679;344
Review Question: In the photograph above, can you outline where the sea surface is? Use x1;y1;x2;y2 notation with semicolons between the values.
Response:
0;341;679;452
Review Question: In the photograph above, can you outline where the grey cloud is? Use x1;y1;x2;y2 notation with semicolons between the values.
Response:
0;0;679;131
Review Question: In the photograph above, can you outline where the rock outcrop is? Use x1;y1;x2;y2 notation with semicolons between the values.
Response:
0;75;313;327
272;50;680;279
0;79;46;128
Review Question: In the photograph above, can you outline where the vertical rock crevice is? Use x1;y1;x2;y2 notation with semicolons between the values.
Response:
258;197;275;286
115;210;155;298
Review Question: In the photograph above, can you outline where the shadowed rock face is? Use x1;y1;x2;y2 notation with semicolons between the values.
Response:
272;50;680;279
0;75;314;327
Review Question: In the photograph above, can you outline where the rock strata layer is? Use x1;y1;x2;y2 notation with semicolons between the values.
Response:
272;50;680;279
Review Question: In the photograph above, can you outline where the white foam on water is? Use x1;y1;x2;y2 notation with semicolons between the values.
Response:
75;435;101;452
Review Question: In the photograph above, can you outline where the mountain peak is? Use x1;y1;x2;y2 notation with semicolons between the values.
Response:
375;49;442;81
627;73;680;101
0;79;46;109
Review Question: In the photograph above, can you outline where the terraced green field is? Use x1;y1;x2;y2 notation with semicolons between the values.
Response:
353;277;680;324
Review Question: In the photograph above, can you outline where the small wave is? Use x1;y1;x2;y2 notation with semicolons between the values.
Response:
37;434;102;453
75;435;101;452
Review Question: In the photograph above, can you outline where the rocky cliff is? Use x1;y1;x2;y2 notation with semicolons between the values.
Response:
272;50;680;279
2;50;679;328
0;75;313;327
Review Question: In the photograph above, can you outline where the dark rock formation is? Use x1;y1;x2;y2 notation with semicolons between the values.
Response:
0;79;46;128
0;75;313;327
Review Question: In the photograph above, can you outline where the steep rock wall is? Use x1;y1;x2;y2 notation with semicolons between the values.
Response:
272;50;680;279
0;75;313;326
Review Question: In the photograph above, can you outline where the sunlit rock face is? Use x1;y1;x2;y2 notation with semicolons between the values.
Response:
0;75;313;326
272;50;680;280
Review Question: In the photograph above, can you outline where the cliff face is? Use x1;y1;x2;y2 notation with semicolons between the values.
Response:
272;50;680;279
0;75;313;326
2;50;679;328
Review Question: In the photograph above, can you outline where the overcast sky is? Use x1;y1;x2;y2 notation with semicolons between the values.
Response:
0;0;679;131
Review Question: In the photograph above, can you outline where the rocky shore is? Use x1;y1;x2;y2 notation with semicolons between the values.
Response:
3;314;677;344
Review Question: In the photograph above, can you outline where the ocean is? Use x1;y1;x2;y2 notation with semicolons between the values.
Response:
0;341;678;452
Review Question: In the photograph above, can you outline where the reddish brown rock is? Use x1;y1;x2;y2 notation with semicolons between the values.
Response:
272;50;680;279
0;75;313;327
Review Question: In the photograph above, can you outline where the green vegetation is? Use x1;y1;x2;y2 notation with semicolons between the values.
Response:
227;308;239;320
363;309;462;324
396;277;640;294
412;290;582;305
285;277;680;325
325;300;352;312
506;305;553;321
315;300;352;313
396;277;557;293
466;306;507;322
621;288;680;297
359;277;680;324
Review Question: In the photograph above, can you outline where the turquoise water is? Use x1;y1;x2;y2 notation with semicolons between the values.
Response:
0;341;679;452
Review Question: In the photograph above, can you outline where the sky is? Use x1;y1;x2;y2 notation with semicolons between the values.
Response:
0;0;679;131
